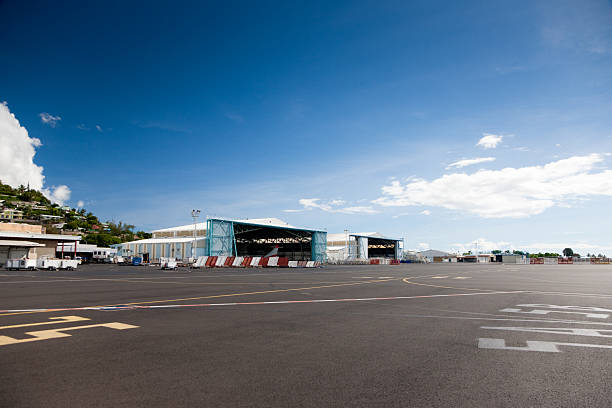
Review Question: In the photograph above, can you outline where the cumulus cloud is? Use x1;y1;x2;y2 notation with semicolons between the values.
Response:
1;102;73;206
446;157;496;169
420;210;431;216
476;134;503;149
450;238;512;254
77;200;85;208
39;112;61;127
447;238;612;257
373;154;612;218
523;242;612;256
95;125;103;132
0;102;45;190
297;198;378;214
225;112;244;123
42;185;71;206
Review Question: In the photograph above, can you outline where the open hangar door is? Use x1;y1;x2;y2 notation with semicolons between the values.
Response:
366;237;400;259
206;219;327;262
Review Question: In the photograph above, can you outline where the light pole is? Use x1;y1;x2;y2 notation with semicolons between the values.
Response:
344;229;349;260
191;209;201;260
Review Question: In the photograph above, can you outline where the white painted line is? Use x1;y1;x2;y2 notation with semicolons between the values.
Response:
500;308;609;319
430;276;449;279
453;277;472;280
481;326;612;338
0;290;525;314
478;338;612;353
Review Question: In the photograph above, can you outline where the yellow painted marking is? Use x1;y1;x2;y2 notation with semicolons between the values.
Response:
0;322;138;346
0;316;89;330
0;279;396;317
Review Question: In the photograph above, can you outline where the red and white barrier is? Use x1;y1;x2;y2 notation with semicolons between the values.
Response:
205;256;217;267
288;261;298;268
250;257;261;267
232;256;244;267
267;257;279;267
215;256;227;267
193;256;208;268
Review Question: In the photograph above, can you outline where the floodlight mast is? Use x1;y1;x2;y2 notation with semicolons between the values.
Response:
191;209;201;260
344;229;349;260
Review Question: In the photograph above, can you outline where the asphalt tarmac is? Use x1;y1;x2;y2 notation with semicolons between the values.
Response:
2;263;612;407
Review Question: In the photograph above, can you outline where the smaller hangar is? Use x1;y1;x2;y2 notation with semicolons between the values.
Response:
327;232;403;262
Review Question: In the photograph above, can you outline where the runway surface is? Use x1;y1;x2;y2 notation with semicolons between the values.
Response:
2;263;612;407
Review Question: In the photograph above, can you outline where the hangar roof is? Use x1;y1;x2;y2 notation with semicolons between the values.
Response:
327;232;402;242
153;218;296;233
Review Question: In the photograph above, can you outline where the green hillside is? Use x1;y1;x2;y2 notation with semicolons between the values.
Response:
0;181;150;246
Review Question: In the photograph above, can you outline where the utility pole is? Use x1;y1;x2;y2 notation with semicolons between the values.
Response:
344;229;349;260
191;209;200;260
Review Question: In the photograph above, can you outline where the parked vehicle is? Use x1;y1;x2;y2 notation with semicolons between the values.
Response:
60;259;79;270
160;257;178;270
6;258;37;271
37;257;62;270
93;249;116;263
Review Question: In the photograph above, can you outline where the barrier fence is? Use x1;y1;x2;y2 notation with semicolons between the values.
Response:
191;256;322;269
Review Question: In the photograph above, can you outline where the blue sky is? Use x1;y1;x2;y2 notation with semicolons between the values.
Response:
1;0;612;254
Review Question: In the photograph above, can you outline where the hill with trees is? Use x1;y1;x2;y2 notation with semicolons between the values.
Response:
0;181;150;246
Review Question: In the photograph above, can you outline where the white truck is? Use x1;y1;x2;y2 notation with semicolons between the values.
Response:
160;257;178;270
37;257;62;270
60;259;79;270
6;258;37;271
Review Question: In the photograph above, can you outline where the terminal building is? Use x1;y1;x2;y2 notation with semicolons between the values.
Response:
326;232;403;262
0;222;80;264
115;218;327;263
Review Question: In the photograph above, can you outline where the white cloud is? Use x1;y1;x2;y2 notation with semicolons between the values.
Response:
95;125;103;132
0;102;45;190
39;112;61;127
76;124;89;131
298;198;378;214
446;157;495;169
340;206;378;214
374;154;612;218
420;210;431;216
42;185;71;206
77;200;84;208
225;112;244;123
523;242;612;256
476;133;503;149
417;243;429;250
282;209;303;213
447;239;612;257
1;102;73;206
449;238;512;254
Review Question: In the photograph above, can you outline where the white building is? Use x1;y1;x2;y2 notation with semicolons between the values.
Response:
327;232;402;262
115;218;321;263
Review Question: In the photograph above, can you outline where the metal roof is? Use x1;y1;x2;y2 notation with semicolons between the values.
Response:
152;217;303;233
118;237;207;245
222;218;326;233
0;240;45;247
0;232;81;241
327;232;402;242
